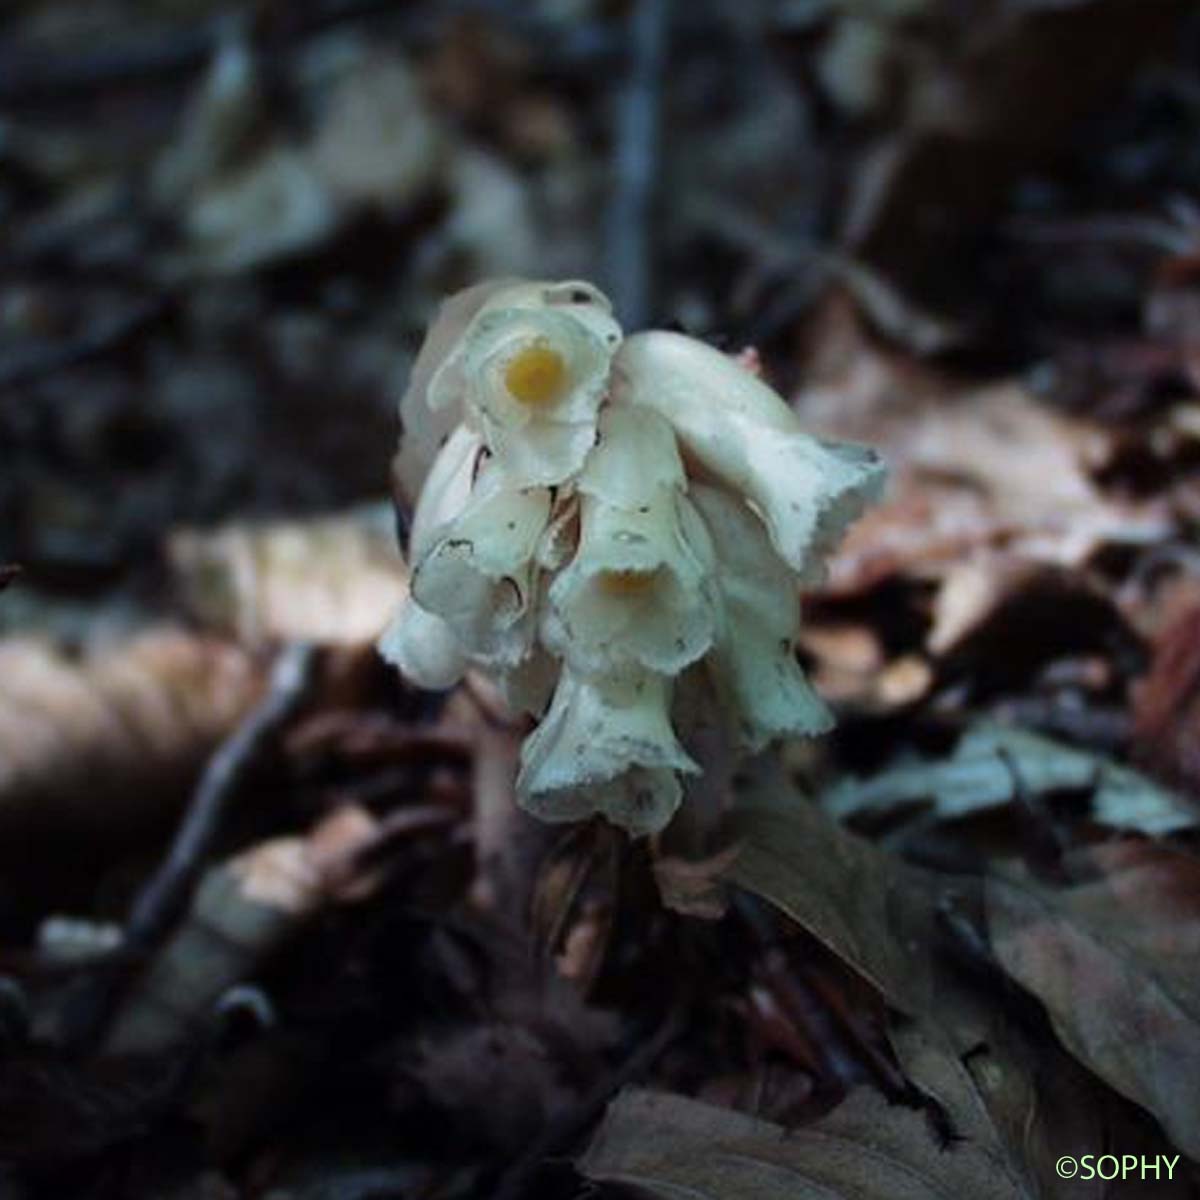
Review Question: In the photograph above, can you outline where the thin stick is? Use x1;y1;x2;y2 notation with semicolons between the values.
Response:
606;0;671;330
64;643;315;1048
124;643;316;949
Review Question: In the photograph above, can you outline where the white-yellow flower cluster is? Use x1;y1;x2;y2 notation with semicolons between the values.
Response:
380;280;885;836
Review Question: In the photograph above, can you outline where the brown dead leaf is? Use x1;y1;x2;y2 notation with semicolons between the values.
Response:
168;505;405;646
986;840;1200;1158
928;559;1133;672
893;1010;1193;1200
891;1019;1047;1200
401;1022;578;1155
653;842;742;920
580;1085;1028;1200
800;623;933;712
821;381;1168;601
0;628;262;854
796;305;1170;605
530;821;617;968
1132;604;1200;800
794;306;1172;700
720;761;936;1017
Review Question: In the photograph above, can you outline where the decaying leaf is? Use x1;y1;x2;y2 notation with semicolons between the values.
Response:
792;307;1176;710
720;763;936;1017
181;144;340;275
892;1009;1193;1200
0;629;263;853
580;1085;1027;1200
1132;603;1200;800
653;842;742;920
987;840;1200;1159
308;52;445;213
815;380;1169;599
825;723;1196;837
168;504;405;646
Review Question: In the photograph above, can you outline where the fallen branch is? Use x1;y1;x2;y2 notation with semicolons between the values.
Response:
125;642;316;951
64;643;314;1048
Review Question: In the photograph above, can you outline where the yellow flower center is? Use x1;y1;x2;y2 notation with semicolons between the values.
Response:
504;343;568;409
598;568;657;597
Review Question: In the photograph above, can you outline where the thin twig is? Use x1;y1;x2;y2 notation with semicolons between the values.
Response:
125;643;316;949
605;0;671;330
63;643;315;1049
493;1005;685;1200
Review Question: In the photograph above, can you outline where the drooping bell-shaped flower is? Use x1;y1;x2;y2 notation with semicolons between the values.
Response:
396;280;621;504
410;460;551;667
689;483;833;751
377;600;467;691
612;331;885;583
413;282;622;488
378;424;483;689
517;664;698;835
543;406;719;675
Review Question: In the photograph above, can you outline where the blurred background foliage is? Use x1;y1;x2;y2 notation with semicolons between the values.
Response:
3;0;1199;614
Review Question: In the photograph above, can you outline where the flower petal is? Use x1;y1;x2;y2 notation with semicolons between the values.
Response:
398;280;619;501
545;489;718;675
379;423;480;689
406;423;484;565
613;331;886;582
412;469;551;666
521;767;682;837
377;596;466;690
395;279;520;508
453;306;613;484
577;404;684;507
517;665;697;803
537;280;622;349
479;414;599;489
690;484;833;751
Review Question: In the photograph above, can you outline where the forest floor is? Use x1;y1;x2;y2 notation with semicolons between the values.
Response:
1;1;1200;1197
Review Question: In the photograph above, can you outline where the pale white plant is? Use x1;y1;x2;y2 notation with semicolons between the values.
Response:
380;279;885;836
